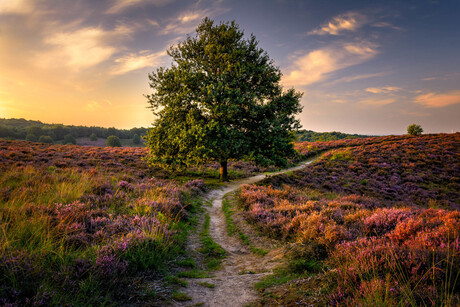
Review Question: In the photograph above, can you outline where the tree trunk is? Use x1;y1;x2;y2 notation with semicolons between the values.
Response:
220;160;228;182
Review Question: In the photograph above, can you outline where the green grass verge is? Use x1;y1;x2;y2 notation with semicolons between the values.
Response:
199;282;215;288
199;213;227;271
222;198;268;256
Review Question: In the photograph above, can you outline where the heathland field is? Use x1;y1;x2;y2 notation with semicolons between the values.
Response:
0;139;265;305
239;133;459;305
0;133;459;306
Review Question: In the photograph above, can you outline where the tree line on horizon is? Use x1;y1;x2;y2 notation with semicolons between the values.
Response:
296;129;373;142
0;118;148;144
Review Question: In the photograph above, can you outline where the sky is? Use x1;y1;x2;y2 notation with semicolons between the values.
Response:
0;0;459;134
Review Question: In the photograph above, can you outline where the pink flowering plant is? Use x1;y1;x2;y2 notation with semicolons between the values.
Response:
0;140;208;305
239;133;459;305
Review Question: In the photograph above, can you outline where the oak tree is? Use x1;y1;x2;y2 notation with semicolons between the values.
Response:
146;18;302;181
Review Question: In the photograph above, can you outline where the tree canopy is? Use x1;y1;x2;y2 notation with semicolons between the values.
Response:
146;18;302;181
407;124;423;136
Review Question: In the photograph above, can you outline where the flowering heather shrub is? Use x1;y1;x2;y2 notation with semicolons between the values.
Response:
0;143;211;305
329;210;460;305
183;179;207;195
292;133;460;208
0;139;268;179
294;134;409;158
239;134;459;306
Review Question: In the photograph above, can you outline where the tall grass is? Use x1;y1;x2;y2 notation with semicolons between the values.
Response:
0;165;205;305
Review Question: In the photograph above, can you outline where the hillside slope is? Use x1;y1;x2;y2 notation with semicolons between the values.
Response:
239;133;460;306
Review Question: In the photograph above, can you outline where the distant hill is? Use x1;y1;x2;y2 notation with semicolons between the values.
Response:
0;118;148;146
296;129;373;142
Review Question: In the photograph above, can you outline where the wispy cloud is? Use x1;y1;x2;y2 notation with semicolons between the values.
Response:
359;98;396;106
413;91;460;108
365;86;402;94
106;0;174;14
371;21;402;31
111;50;167;75
422;72;460;81
309;12;366;36
283;41;378;87
159;6;230;35
85;100;112;112
326;72;389;86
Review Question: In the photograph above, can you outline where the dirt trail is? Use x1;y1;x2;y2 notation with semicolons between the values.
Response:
174;158;318;307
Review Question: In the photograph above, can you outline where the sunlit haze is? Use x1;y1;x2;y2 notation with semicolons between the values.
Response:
1;0;459;134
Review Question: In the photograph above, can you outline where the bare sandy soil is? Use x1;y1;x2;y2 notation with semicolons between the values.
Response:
173;159;318;307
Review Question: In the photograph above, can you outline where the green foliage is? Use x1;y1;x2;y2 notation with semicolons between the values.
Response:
106;135;121;147
171;291;192;301
25;133;37;142
0;118;148;141
38;135;53;144
146;18;302;180
296;129;371;142
63;134;76;145
132;133;141;144
199;282;215;288
89;133;98;141
407;123;423;135
27;125;43;138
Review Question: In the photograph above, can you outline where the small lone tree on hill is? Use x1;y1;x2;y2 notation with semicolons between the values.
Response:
106;135;122;147
146;18;302;181
407;124;423;136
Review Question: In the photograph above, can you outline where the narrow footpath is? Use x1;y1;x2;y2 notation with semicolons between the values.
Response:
174;157;319;306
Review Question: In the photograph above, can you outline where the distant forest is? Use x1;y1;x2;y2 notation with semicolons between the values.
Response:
0;118;372;145
296;129;372;142
0;118;148;143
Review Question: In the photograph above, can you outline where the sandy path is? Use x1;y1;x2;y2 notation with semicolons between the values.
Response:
173;157;319;307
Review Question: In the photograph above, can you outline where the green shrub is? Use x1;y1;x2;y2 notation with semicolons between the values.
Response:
25;133;37;142
63;134;77;145
38;135;54;144
106;135;121;147
89;133;98;141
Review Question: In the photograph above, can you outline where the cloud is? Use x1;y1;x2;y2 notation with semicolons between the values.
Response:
85;99;113;112
111;50;167;75
365;86;402;94
309;12;366;36
326;72;389;85
85;101;103;112
36;27;118;71
413;91;460;108
282;41;378;87
0;0;33;14
359;98;396;106
160;6;230;36
35;24;136;71
106;0;173;14
371;21;402;31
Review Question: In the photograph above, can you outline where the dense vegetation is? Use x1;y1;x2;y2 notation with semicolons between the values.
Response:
238;133;460;306
146;18;302;181
1;132;458;305
296;129;372;142
0;118;147;145
0;139;275;305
